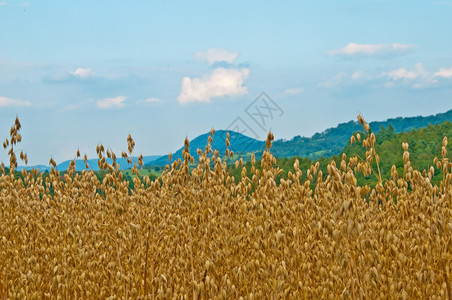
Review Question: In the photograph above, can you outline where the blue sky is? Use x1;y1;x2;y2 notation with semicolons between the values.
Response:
1;0;452;165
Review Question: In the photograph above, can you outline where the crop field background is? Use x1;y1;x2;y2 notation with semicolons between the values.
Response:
1;116;451;299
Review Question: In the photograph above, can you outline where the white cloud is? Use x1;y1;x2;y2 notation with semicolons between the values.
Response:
136;97;163;106
144;97;161;103
327;43;416;58
70;68;95;79
178;68;249;104
318;70;375;89
284;87;305;95
195;48;239;65
384;63;424;80
97;96;126;109
318;64;452;91
434;67;452;78
0;96;31;107
383;63;437;88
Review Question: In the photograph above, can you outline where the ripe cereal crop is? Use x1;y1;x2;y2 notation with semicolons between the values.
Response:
0;116;451;299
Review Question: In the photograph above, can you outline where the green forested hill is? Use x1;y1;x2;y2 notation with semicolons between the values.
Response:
270;109;452;160
148;109;452;166
228;120;452;187
341;121;452;185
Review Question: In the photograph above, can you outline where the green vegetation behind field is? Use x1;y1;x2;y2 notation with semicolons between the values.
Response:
227;121;452;187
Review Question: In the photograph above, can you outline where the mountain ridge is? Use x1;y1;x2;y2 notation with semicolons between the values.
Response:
149;109;452;166
270;109;452;160
148;130;264;166
17;155;161;172
15;109;452;170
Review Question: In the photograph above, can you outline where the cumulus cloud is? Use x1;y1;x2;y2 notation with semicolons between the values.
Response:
70;68;95;79
326;43;416;58
284;87;305;95
383;63;437;88
434;67;452;78
195;48;239;65
0;96;31;107
178;68;249;104
97;96;126;109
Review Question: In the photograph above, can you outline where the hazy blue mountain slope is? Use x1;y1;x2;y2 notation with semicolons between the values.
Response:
149;130;264;166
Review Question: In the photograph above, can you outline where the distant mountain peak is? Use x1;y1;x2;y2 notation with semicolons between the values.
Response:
148;130;265;166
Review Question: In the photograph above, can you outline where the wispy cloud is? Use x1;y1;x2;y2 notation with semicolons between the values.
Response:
434;1;452;6
195;48;239;65
326;43;416;58
70;68;95;79
383;63;437;88
144;97;161;103
385;65;421;80
178;68;249;104
319;64;452;91
144;98;162;103
0;2;29;7
45;68;97;82
318;70;380;90
351;71;365;80
284;87;305;95
59;98;94;112
0;96;31;107
97;96;126;109
434;67;452;78
136;97;163;106
318;73;348;88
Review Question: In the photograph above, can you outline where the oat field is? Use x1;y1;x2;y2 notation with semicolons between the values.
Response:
1;116;451;299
